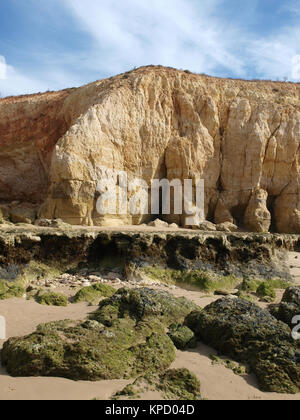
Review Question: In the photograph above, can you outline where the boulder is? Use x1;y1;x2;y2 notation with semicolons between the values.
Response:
148;219;169;229
92;287;199;326
169;223;179;229
10;207;37;224
185;297;300;393
168;324;197;350
1;318;175;381
193;221;217;232
269;286;300;328
1;287;197;381
217;222;239;232
244;189;271;233
35;219;71;228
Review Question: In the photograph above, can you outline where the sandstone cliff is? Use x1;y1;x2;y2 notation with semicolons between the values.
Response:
1;66;300;233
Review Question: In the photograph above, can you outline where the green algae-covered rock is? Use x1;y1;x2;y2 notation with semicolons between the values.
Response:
185;297;300;394
114;368;201;400
256;282;276;302
73;283;116;304
241;277;290;294
0;281;25;300
282;286;300;306
1;316;176;381
36;291;68;307
269;286;300;328
1;288;188;381
158;368;201;400
168;324;197;351
91;287;199;327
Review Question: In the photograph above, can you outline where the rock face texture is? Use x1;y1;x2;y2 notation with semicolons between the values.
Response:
0;227;297;281
1;66;300;232
0;90;71;203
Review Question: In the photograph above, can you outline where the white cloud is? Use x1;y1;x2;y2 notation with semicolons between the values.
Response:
0;55;85;97
280;0;300;15
0;63;47;97
247;26;300;81
63;0;300;82
63;0;245;77
0;56;7;80
2;0;300;97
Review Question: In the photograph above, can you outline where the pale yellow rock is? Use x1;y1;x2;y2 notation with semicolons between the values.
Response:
217;222;239;232
2;66;300;233
193;221;217;232
148;219;169;228
169;223;179;229
244;188;271;233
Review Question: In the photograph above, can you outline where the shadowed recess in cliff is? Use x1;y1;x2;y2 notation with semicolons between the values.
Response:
1;66;300;233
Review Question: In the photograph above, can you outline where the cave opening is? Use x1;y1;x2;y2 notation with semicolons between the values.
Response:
231;204;247;229
267;195;277;233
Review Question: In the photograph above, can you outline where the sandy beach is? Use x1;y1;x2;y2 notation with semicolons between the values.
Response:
0;252;299;401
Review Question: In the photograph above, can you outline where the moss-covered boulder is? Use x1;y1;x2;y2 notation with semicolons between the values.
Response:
282;287;300;306
269;286;300;328
241;277;290;294
1;317;175;381
114;368;201;400
1;288;200;381
73;283;116;304
185;297;300;394
36;291;68;307
168;324;197;351
91;287;199;327
0;281;25;300
256;282;276;302
158;369;201;400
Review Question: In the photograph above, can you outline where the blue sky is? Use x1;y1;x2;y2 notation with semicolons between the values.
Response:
0;0;300;96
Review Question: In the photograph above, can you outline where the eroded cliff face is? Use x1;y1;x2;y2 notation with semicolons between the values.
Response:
0;90;71;203
1;66;300;232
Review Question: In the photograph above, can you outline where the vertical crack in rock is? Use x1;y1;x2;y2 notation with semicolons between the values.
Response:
1;66;300;233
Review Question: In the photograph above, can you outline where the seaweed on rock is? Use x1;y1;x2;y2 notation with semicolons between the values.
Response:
185;297;300;394
1;288;198;381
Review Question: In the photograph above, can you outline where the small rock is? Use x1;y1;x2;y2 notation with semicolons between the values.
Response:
82;281;91;287
193;221;217;231
215;289;239;296
35;219;71;228
10;207;37;224
89;275;103;282
217;222;239;232
169;223;179;229
148;219;169;228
